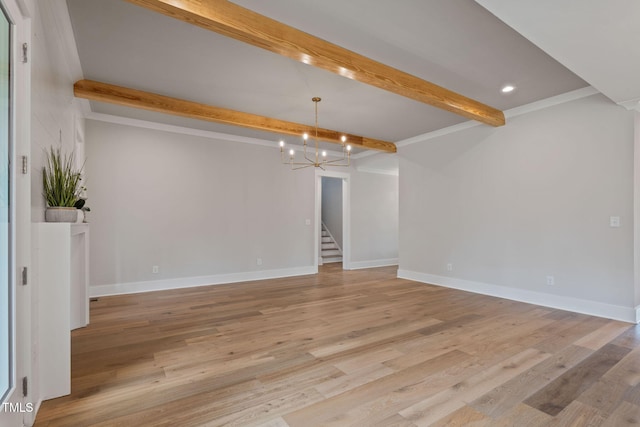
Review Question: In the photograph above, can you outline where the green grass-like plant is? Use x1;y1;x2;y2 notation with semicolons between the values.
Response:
42;147;83;207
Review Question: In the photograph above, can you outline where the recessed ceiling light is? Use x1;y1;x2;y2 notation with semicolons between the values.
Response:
501;85;515;93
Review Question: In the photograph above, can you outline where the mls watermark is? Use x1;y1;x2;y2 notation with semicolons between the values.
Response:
1;402;34;413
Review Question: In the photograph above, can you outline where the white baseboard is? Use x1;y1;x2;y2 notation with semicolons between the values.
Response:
397;269;638;324
89;266;317;297
349;258;399;270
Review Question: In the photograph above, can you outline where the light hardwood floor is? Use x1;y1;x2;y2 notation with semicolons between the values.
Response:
35;264;640;426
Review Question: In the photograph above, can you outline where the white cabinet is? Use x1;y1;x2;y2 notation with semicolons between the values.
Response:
33;223;89;400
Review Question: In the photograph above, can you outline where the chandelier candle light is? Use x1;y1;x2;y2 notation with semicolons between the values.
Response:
279;97;352;170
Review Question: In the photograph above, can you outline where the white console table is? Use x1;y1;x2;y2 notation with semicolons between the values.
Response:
33;222;89;400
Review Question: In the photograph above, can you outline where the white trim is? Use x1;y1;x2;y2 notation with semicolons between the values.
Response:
352;149;383;160
635;111;640;325
341;175;351;270
85;112;349;157
396;86;600;148
89;266;317;297
315;175;322;269
397;270;638;323
504;86;600;118
0;1;32;425
355;166;399;176
315;170;351;271
83;88;600;157
636;306;640;324
620;97;640;112
396;120;480;148
86;112;277;146
351;150;372;160
349;258;398;270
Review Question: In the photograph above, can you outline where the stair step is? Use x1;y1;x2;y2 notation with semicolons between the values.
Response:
322;231;329;237
322;249;342;257
322;256;343;263
322;243;338;250
321;237;332;243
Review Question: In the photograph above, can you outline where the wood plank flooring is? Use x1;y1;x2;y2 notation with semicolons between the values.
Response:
34;264;640;426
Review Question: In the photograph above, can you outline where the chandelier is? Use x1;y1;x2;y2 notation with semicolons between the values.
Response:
279;97;352;170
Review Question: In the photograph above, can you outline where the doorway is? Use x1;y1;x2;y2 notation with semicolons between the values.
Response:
314;170;350;270
320;176;343;264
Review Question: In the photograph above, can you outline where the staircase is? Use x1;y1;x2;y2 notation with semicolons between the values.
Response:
321;223;342;263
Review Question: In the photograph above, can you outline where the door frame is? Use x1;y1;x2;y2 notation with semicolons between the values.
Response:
0;0;31;425
314;169;350;270
635;110;640;323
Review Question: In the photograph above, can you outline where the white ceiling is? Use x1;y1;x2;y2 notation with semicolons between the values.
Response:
476;0;640;109
65;0;591;151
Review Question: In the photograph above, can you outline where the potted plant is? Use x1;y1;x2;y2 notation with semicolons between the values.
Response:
43;147;84;222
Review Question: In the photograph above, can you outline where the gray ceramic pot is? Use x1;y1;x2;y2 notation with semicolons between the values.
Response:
45;207;78;223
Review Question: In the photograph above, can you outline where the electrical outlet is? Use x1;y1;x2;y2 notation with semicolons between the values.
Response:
610;216;621;228
257;258;262;266
546;276;554;286
446;263;453;272
152;265;159;274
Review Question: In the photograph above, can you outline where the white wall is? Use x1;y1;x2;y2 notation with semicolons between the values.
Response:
86;119;400;290
351;169;399;265
399;94;635;320
321;176;343;248
86;120;317;293
30;0;83;221
25;0;85;421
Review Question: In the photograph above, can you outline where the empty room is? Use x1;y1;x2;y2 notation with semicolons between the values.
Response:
1;0;640;426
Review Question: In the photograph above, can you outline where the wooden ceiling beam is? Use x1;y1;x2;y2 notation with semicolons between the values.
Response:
124;0;505;127
73;79;397;153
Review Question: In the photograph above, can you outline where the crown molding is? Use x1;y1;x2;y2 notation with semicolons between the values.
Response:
395;120;479;148
504;86;599;118
355;166;399;177
396;86;600;148
84;84;600;156
84;112;349;157
619;97;640;112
